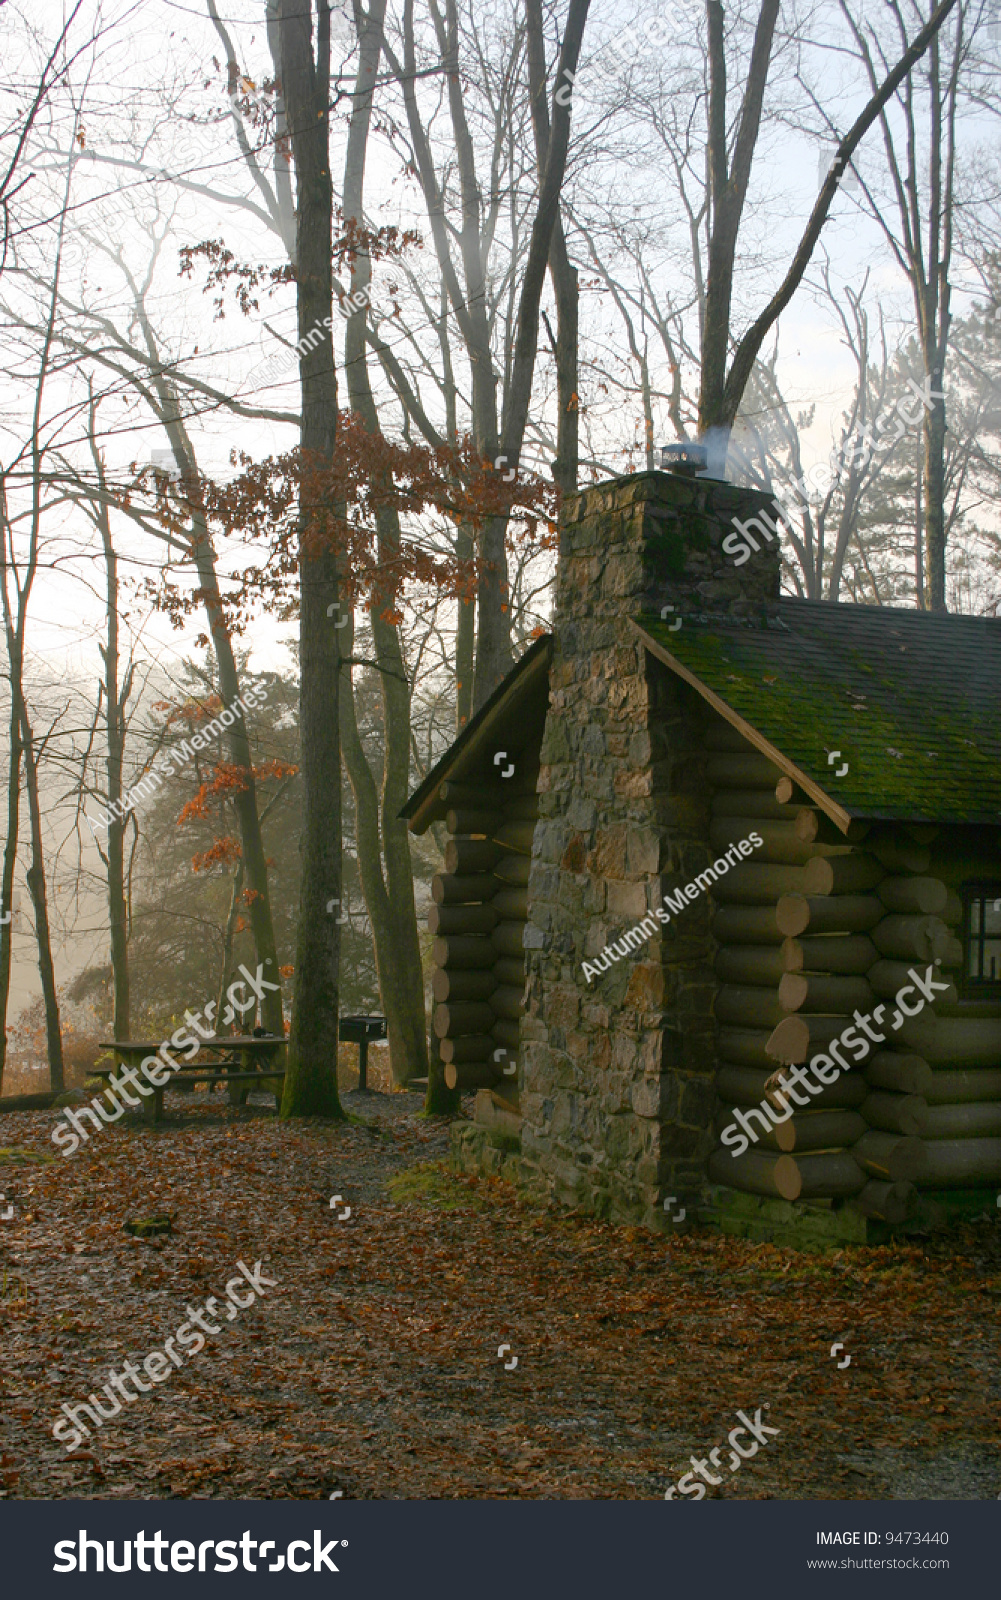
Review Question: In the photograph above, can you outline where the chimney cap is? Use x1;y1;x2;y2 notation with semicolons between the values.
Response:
659;441;708;477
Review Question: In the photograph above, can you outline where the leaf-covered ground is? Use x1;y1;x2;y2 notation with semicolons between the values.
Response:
1;1086;999;1500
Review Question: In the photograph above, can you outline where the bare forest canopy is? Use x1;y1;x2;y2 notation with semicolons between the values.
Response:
0;0;995;1115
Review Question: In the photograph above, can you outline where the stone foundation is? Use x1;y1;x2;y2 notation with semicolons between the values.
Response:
450;1122;526;1187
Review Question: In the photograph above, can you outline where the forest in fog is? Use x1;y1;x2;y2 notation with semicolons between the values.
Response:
1;0;997;1107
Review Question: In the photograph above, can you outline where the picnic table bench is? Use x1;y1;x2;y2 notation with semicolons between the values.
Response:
96;1036;285;1124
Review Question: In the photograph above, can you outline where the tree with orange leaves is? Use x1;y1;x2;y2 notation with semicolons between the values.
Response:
154;407;553;1109
156;0;557;1119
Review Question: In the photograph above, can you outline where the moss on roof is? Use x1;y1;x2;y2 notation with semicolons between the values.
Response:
638;599;1001;824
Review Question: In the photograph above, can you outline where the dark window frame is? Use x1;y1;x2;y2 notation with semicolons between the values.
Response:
960;880;1001;997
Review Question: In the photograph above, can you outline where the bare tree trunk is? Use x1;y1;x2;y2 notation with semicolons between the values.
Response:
44;269;289;1035
697;0;958;451
18;703;63;1090
384;0;590;711
917;20;952;614
471;516;513;711
339;667;429;1084
277;0;343;1119
186;507;283;1034
699;0;780;444
455;526;475;731
0;674;21;1095
104;635;129;1037
840;7;958;610
216;862;245;1028
923;383;948;609
90;424;130;1039
526;0;578;493
552;273;579;492
335;0;428;1090
915;427;925;608
0;195;69;1091
215;775;293;1030
418;0;504;709
440;285;474;730
481;0;590;700
137;397;284;1036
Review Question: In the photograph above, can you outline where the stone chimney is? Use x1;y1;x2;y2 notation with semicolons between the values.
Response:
520;469;785;1227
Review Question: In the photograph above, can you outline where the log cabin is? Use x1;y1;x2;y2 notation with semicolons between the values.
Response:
401;466;1001;1244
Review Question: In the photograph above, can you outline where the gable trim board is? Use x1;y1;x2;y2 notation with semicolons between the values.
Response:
401;634;553;836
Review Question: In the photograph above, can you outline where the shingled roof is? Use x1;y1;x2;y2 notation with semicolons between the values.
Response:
634;598;1001;826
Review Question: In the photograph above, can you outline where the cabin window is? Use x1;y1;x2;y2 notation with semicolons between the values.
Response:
962;883;1001;993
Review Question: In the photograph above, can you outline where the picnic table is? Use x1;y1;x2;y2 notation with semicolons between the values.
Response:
95;1036;285;1124
338;1014;387;1091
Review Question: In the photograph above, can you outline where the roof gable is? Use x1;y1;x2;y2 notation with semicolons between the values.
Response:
401;635;553;833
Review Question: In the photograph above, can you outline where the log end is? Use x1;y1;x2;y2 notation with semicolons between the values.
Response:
777;972;808;1012
793;807;819;843
802;857;834;896
765;1014;810;1064
851;1179;916;1224
774;1154;802;1200
780;937;805;973
776;894;811;937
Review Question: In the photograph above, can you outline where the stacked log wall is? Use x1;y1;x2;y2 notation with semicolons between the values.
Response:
706;722;875;1207
708;758;1001;1217
858;828;1001;1193
428;775;539;1095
